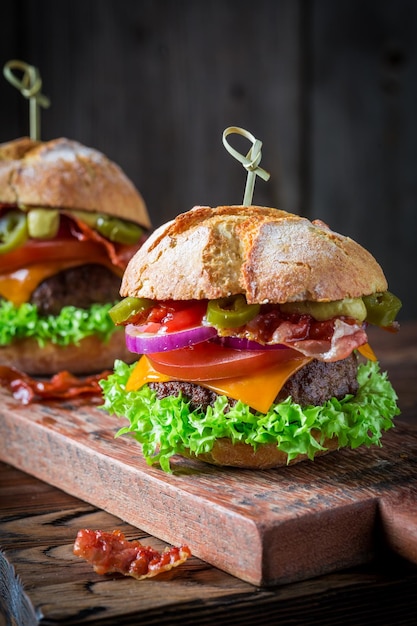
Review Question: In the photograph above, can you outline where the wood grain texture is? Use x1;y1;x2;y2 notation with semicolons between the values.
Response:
0;321;416;587
1;462;417;625
0;0;301;223
0;323;416;622
2;1;417;320
1;398;416;587
309;0;417;321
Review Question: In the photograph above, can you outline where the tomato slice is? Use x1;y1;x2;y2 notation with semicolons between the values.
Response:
0;212;143;273
164;304;206;332
141;300;208;333
147;341;293;381
0;238;111;273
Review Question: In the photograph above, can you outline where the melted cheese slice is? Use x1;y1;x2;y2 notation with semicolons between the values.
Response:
126;353;313;413
357;342;377;361
0;260;121;306
127;342;378;413
0;262;86;305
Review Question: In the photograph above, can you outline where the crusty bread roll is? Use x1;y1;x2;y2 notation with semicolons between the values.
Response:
0;137;151;228
0;331;136;376
121;205;387;303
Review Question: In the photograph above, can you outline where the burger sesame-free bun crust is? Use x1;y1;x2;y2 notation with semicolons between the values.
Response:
121;205;387;304
0;137;151;229
189;435;340;469
0;330;136;376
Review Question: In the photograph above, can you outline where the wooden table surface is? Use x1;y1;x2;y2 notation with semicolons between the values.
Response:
1;321;417;626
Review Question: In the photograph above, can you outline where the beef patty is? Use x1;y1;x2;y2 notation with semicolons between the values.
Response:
148;352;359;412
30;264;121;315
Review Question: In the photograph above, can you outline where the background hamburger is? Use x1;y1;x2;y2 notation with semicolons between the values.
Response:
0;136;151;375
101;205;401;472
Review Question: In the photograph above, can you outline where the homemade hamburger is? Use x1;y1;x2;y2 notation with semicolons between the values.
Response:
0;136;151;375
101;205;401;471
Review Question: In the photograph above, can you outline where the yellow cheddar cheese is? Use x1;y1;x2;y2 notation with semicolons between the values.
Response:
0;260;120;306
126;352;313;413
126;342;378;413
0;263;82;305
357;342;377;361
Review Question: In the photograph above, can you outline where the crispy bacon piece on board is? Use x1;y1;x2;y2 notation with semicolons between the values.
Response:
73;529;191;580
0;366;111;404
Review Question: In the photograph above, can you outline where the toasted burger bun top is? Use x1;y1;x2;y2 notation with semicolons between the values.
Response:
121;205;387;303
0;137;151;229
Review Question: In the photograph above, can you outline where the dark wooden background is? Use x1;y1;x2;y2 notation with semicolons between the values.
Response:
1;0;416;320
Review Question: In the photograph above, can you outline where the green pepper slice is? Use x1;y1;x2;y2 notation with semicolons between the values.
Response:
109;297;154;325
95;215;143;245
206;295;260;329
280;297;367;322
363;291;402;327
27;208;60;239
0;210;28;254
69;210;143;245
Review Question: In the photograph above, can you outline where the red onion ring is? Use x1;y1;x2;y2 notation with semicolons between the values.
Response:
125;324;218;354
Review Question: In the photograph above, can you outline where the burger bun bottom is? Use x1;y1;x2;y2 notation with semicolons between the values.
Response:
188;435;340;469
0;331;136;376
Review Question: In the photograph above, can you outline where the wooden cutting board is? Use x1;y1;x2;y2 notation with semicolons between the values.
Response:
0;388;416;587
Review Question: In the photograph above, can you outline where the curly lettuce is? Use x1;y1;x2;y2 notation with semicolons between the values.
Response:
0;300;118;347
100;359;400;473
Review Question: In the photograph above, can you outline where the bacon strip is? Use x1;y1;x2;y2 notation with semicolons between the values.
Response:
69;215;144;269
0;366;111;404
73;529;191;580
242;313;368;362
287;320;368;362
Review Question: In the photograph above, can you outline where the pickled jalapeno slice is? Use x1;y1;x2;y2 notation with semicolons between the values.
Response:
206;295;260;329
95;216;143;245
68;210;143;245
0;210;28;254
363;291;402;327
109;297;154;325
27;208;60;239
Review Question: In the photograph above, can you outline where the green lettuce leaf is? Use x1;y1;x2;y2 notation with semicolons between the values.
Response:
100;359;400;473
0;300;118;347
